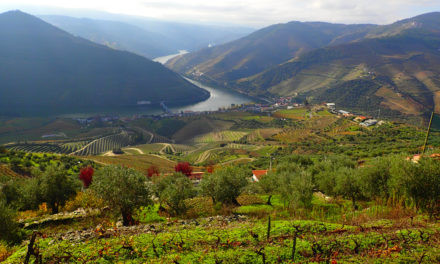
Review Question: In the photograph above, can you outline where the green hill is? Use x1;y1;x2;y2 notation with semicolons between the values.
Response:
0;11;209;116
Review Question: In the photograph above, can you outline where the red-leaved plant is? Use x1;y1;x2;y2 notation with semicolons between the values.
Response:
174;162;193;177
79;166;94;188
147;165;160;177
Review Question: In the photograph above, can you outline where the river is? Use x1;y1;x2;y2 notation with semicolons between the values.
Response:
155;52;253;113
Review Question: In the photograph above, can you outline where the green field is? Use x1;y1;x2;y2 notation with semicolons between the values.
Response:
194;131;248;143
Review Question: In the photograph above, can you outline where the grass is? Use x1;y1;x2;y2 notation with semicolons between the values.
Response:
273;108;308;120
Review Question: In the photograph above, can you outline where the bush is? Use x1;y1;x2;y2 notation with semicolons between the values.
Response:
16;177;41;211
391;157;440;219
200;166;249;205
0;200;22;245
92;165;153;226
79;166;94;188
174;162;193;177
112;148;124;154
153;173;196;216
63;189;106;212
135;205;165;223
257;171;279;205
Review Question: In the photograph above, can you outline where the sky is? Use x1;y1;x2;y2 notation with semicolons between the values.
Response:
0;0;440;27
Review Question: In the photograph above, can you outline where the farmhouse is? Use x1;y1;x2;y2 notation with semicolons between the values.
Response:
326;103;335;109
360;119;378;127
251;170;268;182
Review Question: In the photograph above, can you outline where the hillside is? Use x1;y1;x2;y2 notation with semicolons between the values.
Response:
3;110;440;263
166;22;374;84
0;11;209;116
39;15;177;59
167;12;440;117
241;16;440;116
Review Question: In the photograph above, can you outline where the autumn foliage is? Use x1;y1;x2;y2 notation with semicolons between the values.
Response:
147;165;160;177
79;166;94;188
174;162;193;177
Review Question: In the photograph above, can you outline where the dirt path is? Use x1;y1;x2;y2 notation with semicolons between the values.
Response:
124;147;144;154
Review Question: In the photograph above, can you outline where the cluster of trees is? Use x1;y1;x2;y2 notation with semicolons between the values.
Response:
2;150;440;245
258;154;440;218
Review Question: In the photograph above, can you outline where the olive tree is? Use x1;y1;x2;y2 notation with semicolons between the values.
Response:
92;165;153;226
37;164;80;214
153;173;196;216
278;170;314;209
358;156;398;200
334;167;363;209
200;166;249;205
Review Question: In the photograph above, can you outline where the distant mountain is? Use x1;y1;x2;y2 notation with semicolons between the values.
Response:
39;15;177;59
167;12;440;118
166;22;374;84
240;13;440;117
0;11;209;116
39;15;254;59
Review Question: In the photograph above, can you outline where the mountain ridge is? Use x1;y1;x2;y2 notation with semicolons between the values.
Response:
0;10;209;116
167;12;440;118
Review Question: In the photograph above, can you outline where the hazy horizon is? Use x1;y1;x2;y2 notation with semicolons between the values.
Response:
0;1;439;28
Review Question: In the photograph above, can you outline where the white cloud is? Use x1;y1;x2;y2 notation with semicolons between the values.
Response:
0;0;439;27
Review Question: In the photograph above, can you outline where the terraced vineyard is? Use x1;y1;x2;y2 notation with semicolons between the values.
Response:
71;131;137;156
60;141;89;153
172;144;196;153
6;143;71;154
150;134;173;144
194;131;248;143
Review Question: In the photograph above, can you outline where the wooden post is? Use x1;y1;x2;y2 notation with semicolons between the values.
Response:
422;112;434;154
291;233;297;261
266;216;271;240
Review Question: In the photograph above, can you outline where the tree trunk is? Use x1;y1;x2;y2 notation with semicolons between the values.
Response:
266;195;272;206
51;202;59;214
121;209;133;226
351;197;358;210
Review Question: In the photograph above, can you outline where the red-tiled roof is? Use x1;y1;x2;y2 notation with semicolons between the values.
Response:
252;170;268;180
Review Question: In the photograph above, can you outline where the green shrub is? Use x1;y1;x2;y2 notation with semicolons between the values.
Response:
135;205;165;223
0;200;23;245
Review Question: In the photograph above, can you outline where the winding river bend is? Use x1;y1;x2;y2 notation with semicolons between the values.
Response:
154;52;253;113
